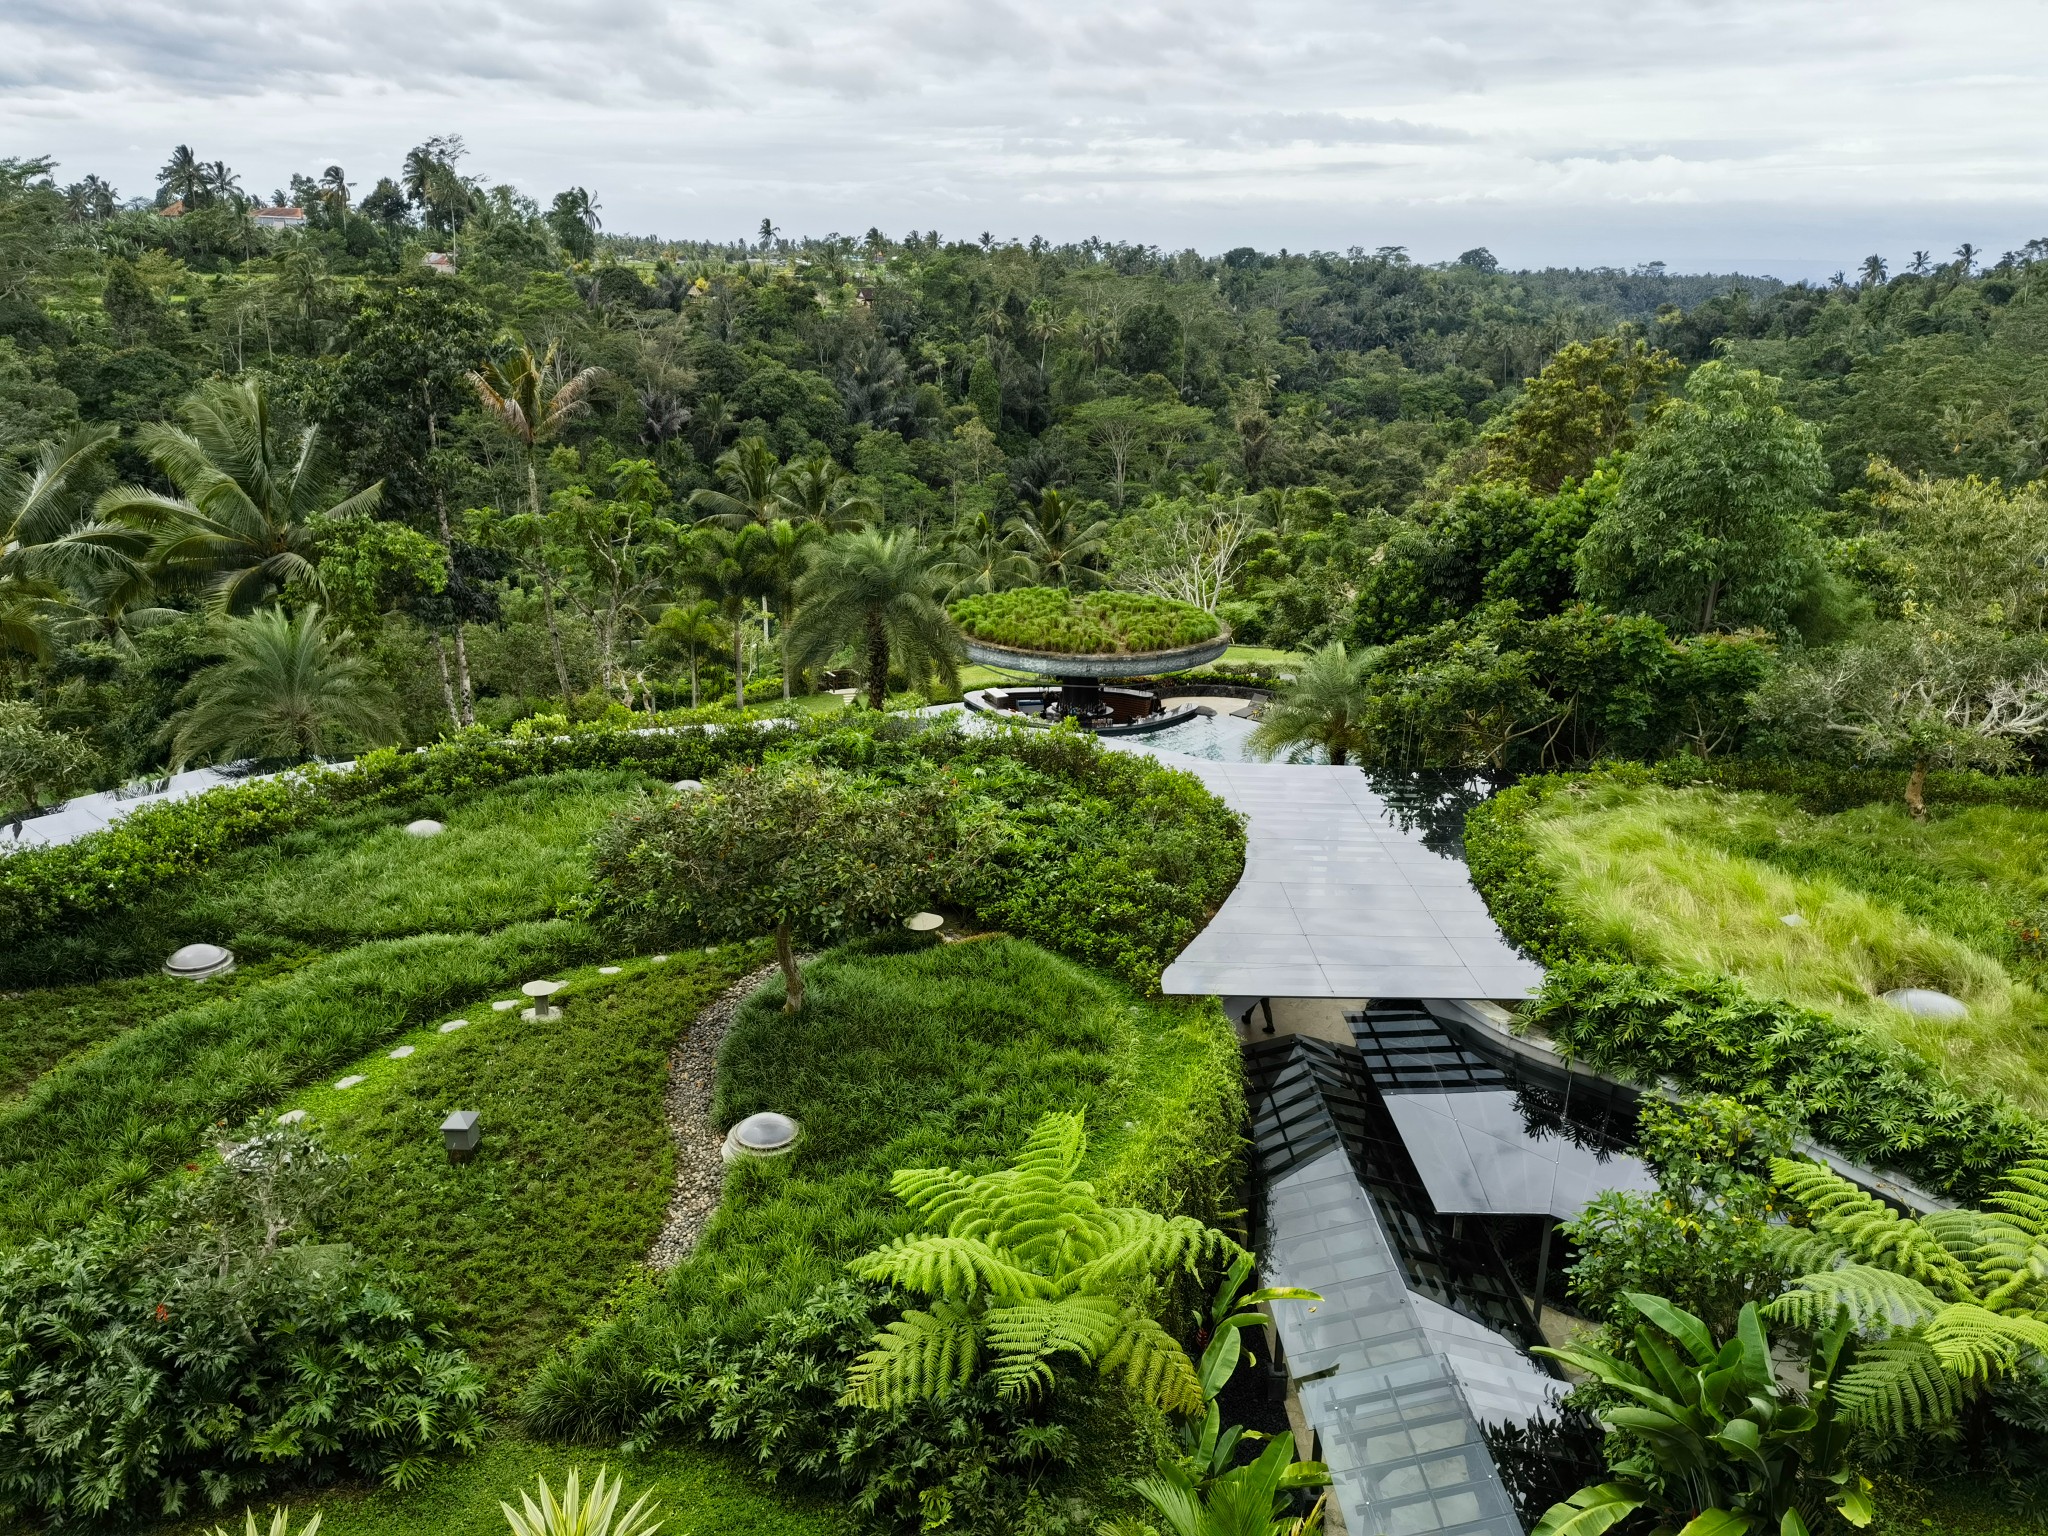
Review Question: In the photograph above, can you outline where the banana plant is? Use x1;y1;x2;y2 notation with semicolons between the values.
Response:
1532;1293;1875;1536
1172;1252;1326;1492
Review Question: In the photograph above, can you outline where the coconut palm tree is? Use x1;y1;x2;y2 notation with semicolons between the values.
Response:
469;342;604;695
1249;643;1374;766
1005;486;1106;589
1;425;124;664
94;379;379;615
677;524;779;708
773;452;877;530
760;518;826;700
166;605;393;767
790;528;960;709
934;508;1029;598
689;436;782;528
157;144;202;207
647;598;723;708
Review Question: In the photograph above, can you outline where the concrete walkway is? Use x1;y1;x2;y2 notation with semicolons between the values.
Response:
1101;740;1543;1001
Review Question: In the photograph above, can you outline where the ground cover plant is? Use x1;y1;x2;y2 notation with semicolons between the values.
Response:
949;588;1221;655
4;768;658;986
279;948;761;1396
0;920;594;1240
1465;767;2048;1196
524;935;1243;1531
1522;777;2048;1112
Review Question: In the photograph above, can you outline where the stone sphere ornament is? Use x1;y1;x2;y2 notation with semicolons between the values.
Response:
1882;987;1969;1020
723;1111;799;1162
405;819;445;837
164;942;236;981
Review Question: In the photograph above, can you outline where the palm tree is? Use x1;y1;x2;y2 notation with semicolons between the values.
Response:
773;452;876;530
1955;242;1979;275
934;509;1029;598
760;518;825;699
1;425;123;664
1005;486;1106;589
470;342;605;696
1249;643;1374;766
157;145;202;207
647;598;723;707
94;379;380;615
166;606;393;768
677;524;778;708
1860;254;1888;288
790;528;961;709
689;436;782;528
317;165;350;215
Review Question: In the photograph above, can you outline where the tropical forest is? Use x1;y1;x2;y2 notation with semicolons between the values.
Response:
2;139;2048;1536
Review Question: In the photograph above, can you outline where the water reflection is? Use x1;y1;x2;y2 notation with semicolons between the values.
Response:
1360;767;1507;859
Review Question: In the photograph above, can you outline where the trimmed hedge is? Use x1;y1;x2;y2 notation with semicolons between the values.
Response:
949;587;1220;655
1465;767;2048;1199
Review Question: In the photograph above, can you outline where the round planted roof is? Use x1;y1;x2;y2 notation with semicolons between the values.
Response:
1882;987;1968;1020
165;942;235;980
949;588;1227;675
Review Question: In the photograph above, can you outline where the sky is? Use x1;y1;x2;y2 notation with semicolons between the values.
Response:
4;0;2046;281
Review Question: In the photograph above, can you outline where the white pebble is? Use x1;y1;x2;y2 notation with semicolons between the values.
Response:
334;1075;366;1090
1780;912;1806;927
276;1109;307;1125
599;966;622;975
439;1019;469;1034
492;999;518;1012
389;1045;415;1059
651;954;669;964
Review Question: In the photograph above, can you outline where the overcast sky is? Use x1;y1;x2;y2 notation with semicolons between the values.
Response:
4;0;2045;280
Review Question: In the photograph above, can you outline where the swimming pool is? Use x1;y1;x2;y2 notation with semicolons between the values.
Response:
1134;710;1321;763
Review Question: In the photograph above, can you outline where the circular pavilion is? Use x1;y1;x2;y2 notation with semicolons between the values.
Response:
950;588;1230;733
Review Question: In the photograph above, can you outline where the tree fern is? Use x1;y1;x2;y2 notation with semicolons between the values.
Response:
840;1112;1237;1417
1768;1155;2048;1435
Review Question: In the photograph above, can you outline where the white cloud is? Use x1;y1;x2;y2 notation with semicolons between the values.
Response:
3;0;2045;276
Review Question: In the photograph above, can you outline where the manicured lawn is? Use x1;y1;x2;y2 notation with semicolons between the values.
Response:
0;921;595;1239
171;1433;847;1536
1220;644;1301;666
1526;780;2048;1113
6;769;657;984
296;946;761;1394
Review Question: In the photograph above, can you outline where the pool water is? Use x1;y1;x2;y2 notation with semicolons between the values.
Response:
1136;711;1321;763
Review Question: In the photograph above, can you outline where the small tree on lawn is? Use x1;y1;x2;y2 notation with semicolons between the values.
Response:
0;700;100;836
588;761;978;1011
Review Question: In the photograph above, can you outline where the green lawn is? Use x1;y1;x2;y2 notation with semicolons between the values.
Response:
1219;644;1301;666
287;946;762;1395
1526;780;2048;1113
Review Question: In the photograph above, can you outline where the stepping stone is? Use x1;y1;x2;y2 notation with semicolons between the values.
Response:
276;1109;307;1125
492;999;518;1012
651;954;669;963
334;1075;366;1090
390;1045;415;1059
1780;913;1806;927
440;1019;469;1033
599;966;622;975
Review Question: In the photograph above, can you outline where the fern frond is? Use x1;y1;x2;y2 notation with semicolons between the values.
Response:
1013;1111;1088;1184
1094;1306;1205;1417
1764;1263;1944;1333
1766;1224;1852;1276
838;1300;981;1408
1921;1302;2048;1382
983;1295;1126;1400
1833;1333;1964;1435
1069;1210;1241;1291
844;1234;1049;1303
1772;1157;1976;1300
1983;1158;2048;1243
889;1166;979;1224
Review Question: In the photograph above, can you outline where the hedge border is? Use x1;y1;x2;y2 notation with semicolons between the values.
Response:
1463;764;2048;1198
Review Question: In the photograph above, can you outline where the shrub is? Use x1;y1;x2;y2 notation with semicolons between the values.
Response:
0;1128;483;1530
949;588;1220;655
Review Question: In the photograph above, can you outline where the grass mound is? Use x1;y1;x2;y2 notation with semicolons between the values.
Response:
1525;780;2048;1113
0;921;594;1240
526;933;1242;1434
3;769;654;986
274;947;760;1394
949;587;1220;655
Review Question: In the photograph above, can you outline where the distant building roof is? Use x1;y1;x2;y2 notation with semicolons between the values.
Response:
422;251;457;273
158;199;186;218
249;205;308;227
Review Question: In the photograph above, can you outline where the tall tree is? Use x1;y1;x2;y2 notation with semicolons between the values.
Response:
157;145;202;207
791;528;960;708
1;425;122;664
1480;335;1682;493
1005;486;1107;588
166;606;393;767
689;436;782;528
1577;360;1828;633
677;523;778;708
1249;642;1373;765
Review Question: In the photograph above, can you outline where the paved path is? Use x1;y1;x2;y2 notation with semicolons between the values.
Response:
1101;739;1543;1001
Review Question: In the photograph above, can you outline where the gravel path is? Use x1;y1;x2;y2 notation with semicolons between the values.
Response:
646;960;784;1269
